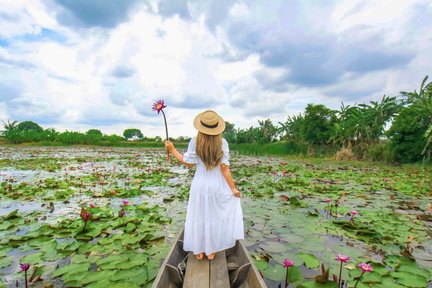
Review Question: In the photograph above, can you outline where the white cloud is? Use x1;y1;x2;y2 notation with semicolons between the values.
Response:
0;0;431;137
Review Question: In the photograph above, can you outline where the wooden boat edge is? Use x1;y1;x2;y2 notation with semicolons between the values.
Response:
151;228;185;288
238;239;267;287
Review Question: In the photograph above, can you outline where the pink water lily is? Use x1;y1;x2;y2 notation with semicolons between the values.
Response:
20;263;30;288
119;210;126;217
335;254;350;263
81;212;91;222
283;259;294;288
350;210;359;222
122;200;129;206
325;198;331;203
283;259;294;268
89;203;96;208
20;263;30;272
152;99;167;114
335;254;350;286
354;263;373;288
358;263;373;273
152;99;170;161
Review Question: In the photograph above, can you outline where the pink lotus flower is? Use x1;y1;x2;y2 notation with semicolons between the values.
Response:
350;210;359;222
122;200;129;206
153;99;170;161
325;198;331;203
358;263;373;273
81;212;91;222
152;99;167;114
335;254;350;263
283;259;294;288
89;203;96;208
354;263;373;288
20;263;30;288
283;259;294;268
20;263;30;272
335;254;350;286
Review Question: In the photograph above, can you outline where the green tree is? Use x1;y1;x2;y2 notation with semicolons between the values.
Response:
257;119;277;143
85;129;103;143
16;121;43;132
278;114;305;141
400;75;432;158
123;128;144;140
387;106;429;163
301;104;337;145
223;121;236;143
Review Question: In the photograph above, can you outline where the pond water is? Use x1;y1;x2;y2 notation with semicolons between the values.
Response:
0;146;431;288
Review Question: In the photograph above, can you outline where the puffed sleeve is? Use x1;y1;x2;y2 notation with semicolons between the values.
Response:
183;138;198;164
220;138;230;165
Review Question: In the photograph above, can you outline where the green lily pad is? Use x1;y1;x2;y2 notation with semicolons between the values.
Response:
0;257;12;269
259;241;288;253
52;263;90;278
297;253;320;269
299;281;340;288
390;271;428;287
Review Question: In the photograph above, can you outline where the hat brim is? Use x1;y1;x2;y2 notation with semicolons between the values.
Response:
193;111;226;135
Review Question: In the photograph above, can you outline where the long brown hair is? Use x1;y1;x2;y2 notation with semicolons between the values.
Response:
196;131;223;169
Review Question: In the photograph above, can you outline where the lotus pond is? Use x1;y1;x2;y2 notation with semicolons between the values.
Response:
0;146;431;288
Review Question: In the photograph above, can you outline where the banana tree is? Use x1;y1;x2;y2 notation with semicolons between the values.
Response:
400;75;432;157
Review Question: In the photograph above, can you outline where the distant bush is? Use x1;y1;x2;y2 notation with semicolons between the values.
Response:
366;141;395;162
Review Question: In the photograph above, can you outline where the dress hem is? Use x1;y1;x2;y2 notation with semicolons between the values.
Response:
183;237;244;255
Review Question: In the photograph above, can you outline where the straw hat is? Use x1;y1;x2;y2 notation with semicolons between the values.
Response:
193;110;226;135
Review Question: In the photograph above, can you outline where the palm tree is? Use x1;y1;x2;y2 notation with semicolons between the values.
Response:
1;119;18;136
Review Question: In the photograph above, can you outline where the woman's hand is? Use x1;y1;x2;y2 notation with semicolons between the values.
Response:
164;140;174;153
231;188;241;198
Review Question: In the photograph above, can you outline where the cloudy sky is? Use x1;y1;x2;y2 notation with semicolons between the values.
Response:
0;0;431;137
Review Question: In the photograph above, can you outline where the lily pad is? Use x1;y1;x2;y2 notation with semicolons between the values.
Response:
297;253;320;269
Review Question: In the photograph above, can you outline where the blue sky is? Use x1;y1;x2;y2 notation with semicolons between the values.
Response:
0;0;431;137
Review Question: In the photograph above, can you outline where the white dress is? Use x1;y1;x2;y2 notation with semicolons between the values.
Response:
183;137;244;254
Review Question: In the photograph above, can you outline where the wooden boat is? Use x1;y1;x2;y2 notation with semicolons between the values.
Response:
152;228;267;288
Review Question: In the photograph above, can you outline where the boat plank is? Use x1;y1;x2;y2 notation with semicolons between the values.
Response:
209;250;229;288
183;253;210;288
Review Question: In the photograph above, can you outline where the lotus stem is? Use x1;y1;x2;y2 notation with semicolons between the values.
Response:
338;262;342;286
160;110;171;162
24;270;28;288
284;267;289;288
353;271;365;288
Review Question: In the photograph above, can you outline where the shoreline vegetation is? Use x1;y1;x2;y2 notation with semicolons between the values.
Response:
2;138;431;169
1;75;431;164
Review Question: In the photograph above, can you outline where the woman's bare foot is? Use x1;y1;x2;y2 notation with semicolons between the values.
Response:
206;253;216;260
195;252;205;260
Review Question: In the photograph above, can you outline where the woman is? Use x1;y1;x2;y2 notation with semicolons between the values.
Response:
165;110;244;261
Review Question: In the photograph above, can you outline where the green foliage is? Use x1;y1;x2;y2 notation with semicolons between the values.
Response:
301;104;337;145
366;141;394;162
16;120;43;132
400;75;432;158
387;106;429;163
278;114;305;141
123;128;144;140
223;121;236;143
0;76;430;164
86;129;103;143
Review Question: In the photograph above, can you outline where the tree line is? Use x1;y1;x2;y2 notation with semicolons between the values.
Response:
0;122;188;146
1;76;431;163
222;76;431;163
